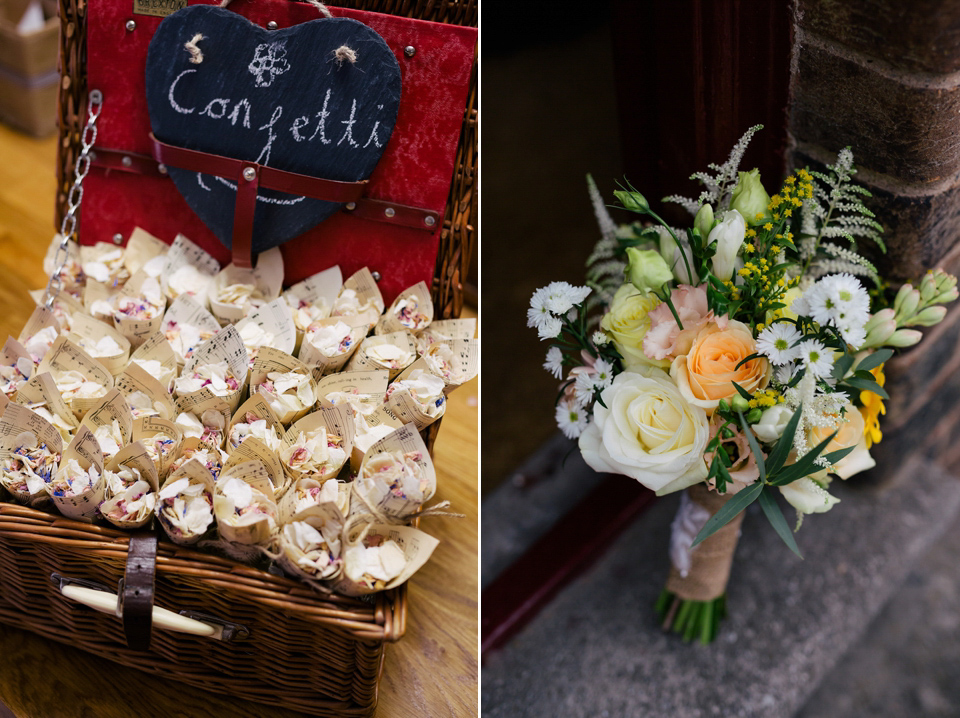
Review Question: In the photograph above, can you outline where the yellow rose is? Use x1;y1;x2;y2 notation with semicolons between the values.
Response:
670;319;769;414
600;284;670;371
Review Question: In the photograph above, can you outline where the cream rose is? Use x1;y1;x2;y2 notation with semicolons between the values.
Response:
600;284;669;371
671;319;769;414
579;372;709;495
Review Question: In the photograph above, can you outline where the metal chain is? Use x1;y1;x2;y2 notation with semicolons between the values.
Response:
43;89;104;308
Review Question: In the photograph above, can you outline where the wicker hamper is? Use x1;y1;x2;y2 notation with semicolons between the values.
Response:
0;0;476;715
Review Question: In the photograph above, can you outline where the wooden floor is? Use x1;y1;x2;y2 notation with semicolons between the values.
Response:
0;123;479;717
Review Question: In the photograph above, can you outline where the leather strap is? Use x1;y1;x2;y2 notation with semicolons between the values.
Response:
150;133;369;268
119;533;158;651
233;162;259;269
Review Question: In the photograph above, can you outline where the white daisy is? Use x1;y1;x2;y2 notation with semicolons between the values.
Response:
573;371;597;407
790;293;811;317
805;274;870;333
756;322;802;365
592;358;614;389
537;315;563;340
836;321;866;350
799;338;834;378
555;398;589;439
592;331;610;347
776;362;798;385
543;347;564;379
527;288;552;330
544;282;591;314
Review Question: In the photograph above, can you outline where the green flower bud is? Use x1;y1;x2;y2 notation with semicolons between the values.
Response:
729;169;772;226
746;408;763;424
718;398;731;414
624;247;674;294
695;203;715;240
731;395;750;413
893;283;915;313
614;190;650;214
862;318;897;349
894;288;921;322
907;306;947;327
887;329;922;348
935;288;959;304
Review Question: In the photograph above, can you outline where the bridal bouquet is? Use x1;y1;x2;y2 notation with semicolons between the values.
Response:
528;126;958;643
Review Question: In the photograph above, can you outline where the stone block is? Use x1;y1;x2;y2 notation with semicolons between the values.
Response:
791;41;960;184
798;0;960;75
482;458;960;718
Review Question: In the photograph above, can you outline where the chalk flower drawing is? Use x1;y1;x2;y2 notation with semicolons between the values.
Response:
248;41;290;88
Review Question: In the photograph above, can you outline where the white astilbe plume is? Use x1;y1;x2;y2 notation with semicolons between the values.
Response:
663;124;764;216
782;372;847;467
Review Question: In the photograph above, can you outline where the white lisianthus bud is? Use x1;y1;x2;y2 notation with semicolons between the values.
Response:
780;476;840;515
708;209;746;282
887;329;923;347
751;404;794;443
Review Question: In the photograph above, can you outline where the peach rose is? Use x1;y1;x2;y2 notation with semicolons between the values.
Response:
670;319;769;414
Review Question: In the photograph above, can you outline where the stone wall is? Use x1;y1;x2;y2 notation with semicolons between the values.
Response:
789;0;960;477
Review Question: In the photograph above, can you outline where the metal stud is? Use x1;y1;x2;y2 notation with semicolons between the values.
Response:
424;215;436;227
112;233;123;245
371;271;382;282
384;207;396;218
345;202;356;211
121;156;132;168
88;151;97;162
243;167;257;181
404;46;415;58
157;163;167;175
125;20;136;32
267;21;278;30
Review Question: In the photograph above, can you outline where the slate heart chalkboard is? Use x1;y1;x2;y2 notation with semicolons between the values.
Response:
145;5;401;253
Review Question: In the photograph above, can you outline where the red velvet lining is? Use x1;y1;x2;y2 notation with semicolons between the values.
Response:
80;0;476;303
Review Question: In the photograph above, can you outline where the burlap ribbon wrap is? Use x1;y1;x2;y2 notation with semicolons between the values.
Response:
665;483;745;602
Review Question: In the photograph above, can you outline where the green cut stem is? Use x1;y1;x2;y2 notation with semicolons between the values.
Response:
655;590;729;645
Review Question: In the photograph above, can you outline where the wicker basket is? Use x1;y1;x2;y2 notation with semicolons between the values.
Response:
0;1;476;715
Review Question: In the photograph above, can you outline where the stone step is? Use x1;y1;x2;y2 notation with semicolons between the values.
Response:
482;456;960;718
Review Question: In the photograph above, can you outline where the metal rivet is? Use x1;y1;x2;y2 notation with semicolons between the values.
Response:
88;151;97;162
267;21;278;30
112;233;123;245
404;45;415;58
424;215;436;227
121;156;132;168
125;19;136;32
157;163;167;175
243;167;257;181
345;202;356;211
384;207;396;218
371;271;382;282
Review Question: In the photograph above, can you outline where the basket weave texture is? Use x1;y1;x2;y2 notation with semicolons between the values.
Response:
0;1;477;716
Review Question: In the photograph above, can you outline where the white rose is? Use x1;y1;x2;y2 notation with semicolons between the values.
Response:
779;475;839;515
579;372;709;495
708;209;746;281
751;404;794;443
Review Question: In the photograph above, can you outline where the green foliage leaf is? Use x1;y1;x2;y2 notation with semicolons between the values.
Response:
758;487;803;558
843;376;889;400
832;354;855;381
737;412;766;482
735;353;763;370
692;480;764;548
768;431;838;486
764;406;803;476
855;348;893;373
732;382;753;400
